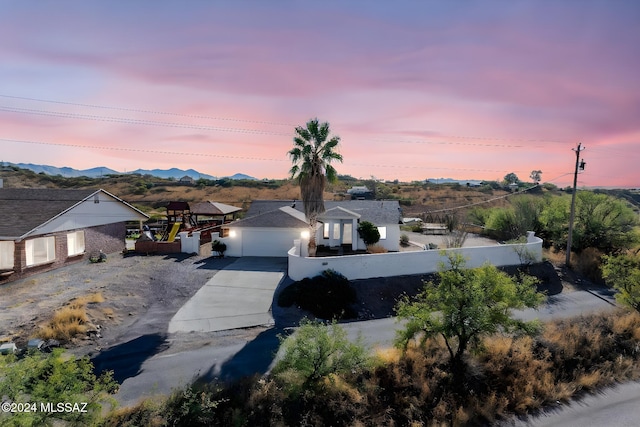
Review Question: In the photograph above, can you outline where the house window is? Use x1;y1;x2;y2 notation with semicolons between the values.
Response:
377;226;387;240
0;241;14;270
25;236;56;266
323;223;330;239
322;223;340;240
67;231;85;257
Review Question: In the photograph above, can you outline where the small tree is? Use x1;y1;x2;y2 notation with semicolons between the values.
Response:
395;253;544;373
602;254;640;312
272;319;370;393
530;170;542;184
357;220;380;246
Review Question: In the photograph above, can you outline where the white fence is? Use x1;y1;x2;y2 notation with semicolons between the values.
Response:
288;232;543;281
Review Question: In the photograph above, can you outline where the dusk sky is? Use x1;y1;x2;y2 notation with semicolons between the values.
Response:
1;1;639;187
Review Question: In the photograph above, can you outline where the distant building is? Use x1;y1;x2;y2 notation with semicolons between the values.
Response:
346;186;373;200
179;175;195;185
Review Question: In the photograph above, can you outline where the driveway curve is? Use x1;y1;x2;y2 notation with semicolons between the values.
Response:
168;257;287;333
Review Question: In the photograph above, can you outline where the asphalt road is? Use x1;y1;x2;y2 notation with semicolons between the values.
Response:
113;285;620;408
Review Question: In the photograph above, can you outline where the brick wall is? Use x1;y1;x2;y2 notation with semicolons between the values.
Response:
0;222;126;285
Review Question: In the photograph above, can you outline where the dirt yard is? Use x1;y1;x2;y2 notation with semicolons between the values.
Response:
0;253;241;357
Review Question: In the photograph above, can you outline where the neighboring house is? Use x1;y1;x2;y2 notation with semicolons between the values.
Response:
179;175;195;185
220;199;402;257
0;188;148;283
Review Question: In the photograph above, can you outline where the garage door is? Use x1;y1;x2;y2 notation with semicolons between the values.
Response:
241;229;300;257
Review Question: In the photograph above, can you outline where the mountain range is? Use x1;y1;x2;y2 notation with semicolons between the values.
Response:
4;163;257;181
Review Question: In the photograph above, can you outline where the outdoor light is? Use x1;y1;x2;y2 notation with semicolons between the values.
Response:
579;159;586;171
300;230;310;239
229;230;237;238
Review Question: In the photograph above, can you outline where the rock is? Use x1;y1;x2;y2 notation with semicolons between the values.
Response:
0;342;17;354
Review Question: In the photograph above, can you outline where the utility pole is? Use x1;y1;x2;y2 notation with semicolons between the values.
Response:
566;142;585;266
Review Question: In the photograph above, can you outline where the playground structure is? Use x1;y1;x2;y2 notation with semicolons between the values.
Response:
135;200;241;255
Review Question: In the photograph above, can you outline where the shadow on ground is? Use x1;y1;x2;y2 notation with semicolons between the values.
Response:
92;333;169;384
196;327;283;385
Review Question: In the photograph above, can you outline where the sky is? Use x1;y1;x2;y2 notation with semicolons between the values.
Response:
1;1;639;187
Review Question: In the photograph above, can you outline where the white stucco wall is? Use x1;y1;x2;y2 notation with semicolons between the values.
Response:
288;232;543;281
220;227;307;257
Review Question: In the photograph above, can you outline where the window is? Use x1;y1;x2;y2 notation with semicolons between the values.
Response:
25;236;56;266
323;223;330;239
0;241;14;270
323;223;340;240
377;226;387;240
67;231;85;257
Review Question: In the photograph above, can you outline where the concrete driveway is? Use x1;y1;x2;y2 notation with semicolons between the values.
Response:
168;257;287;333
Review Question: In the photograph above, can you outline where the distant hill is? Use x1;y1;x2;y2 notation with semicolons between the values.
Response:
129;168;216;180
4;163;256;181
7;163;119;177
226;173;258;181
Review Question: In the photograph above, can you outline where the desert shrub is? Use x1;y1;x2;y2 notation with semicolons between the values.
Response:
277;269;357;319
411;224;423;232
602;253;640;311
575;247;604;283
400;234;410;246
484;207;518;240
0;349;117;426
212;240;227;257
367;244;388;253
272;320;370;394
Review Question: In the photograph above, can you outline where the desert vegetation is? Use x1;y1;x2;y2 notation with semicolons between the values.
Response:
99;309;640;426
38;292;105;343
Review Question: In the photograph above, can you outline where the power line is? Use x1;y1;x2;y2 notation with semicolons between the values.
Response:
0;106;293;137
0;137;535;175
0;94;295;127
0;138;289;162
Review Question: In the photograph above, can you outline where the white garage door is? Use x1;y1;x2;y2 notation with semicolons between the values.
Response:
241;229;300;257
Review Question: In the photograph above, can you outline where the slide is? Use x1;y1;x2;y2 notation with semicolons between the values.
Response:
167;223;181;242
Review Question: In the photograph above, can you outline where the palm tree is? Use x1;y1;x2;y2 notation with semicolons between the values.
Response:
288;118;342;255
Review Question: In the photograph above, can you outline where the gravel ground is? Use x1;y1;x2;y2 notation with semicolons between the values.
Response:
0;252;238;356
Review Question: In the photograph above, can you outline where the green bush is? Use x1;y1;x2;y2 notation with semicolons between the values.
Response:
278;270;357;320
272;319;370;393
357;220;380;246
0;349;117;426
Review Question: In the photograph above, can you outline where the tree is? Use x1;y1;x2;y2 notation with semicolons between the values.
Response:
530;170;542;184
539;191;639;253
395;253;544;373
602;254;640;312
503;172;520;185
357;220;380;246
288;118;343;254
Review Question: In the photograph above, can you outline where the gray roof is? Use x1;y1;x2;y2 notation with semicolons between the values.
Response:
226;206;309;228
191;201;242;216
0;188;147;239
246;199;402;225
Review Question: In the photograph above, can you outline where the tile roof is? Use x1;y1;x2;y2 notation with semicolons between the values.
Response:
246;199;402;225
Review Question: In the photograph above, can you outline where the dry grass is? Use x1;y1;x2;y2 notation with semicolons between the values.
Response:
36;292;104;342
366;244;388;254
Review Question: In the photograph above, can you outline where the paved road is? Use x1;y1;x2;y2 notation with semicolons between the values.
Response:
503;381;640;427
113;285;620;407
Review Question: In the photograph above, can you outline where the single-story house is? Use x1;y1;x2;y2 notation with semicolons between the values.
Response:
220;199;402;257
0;188;148;283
